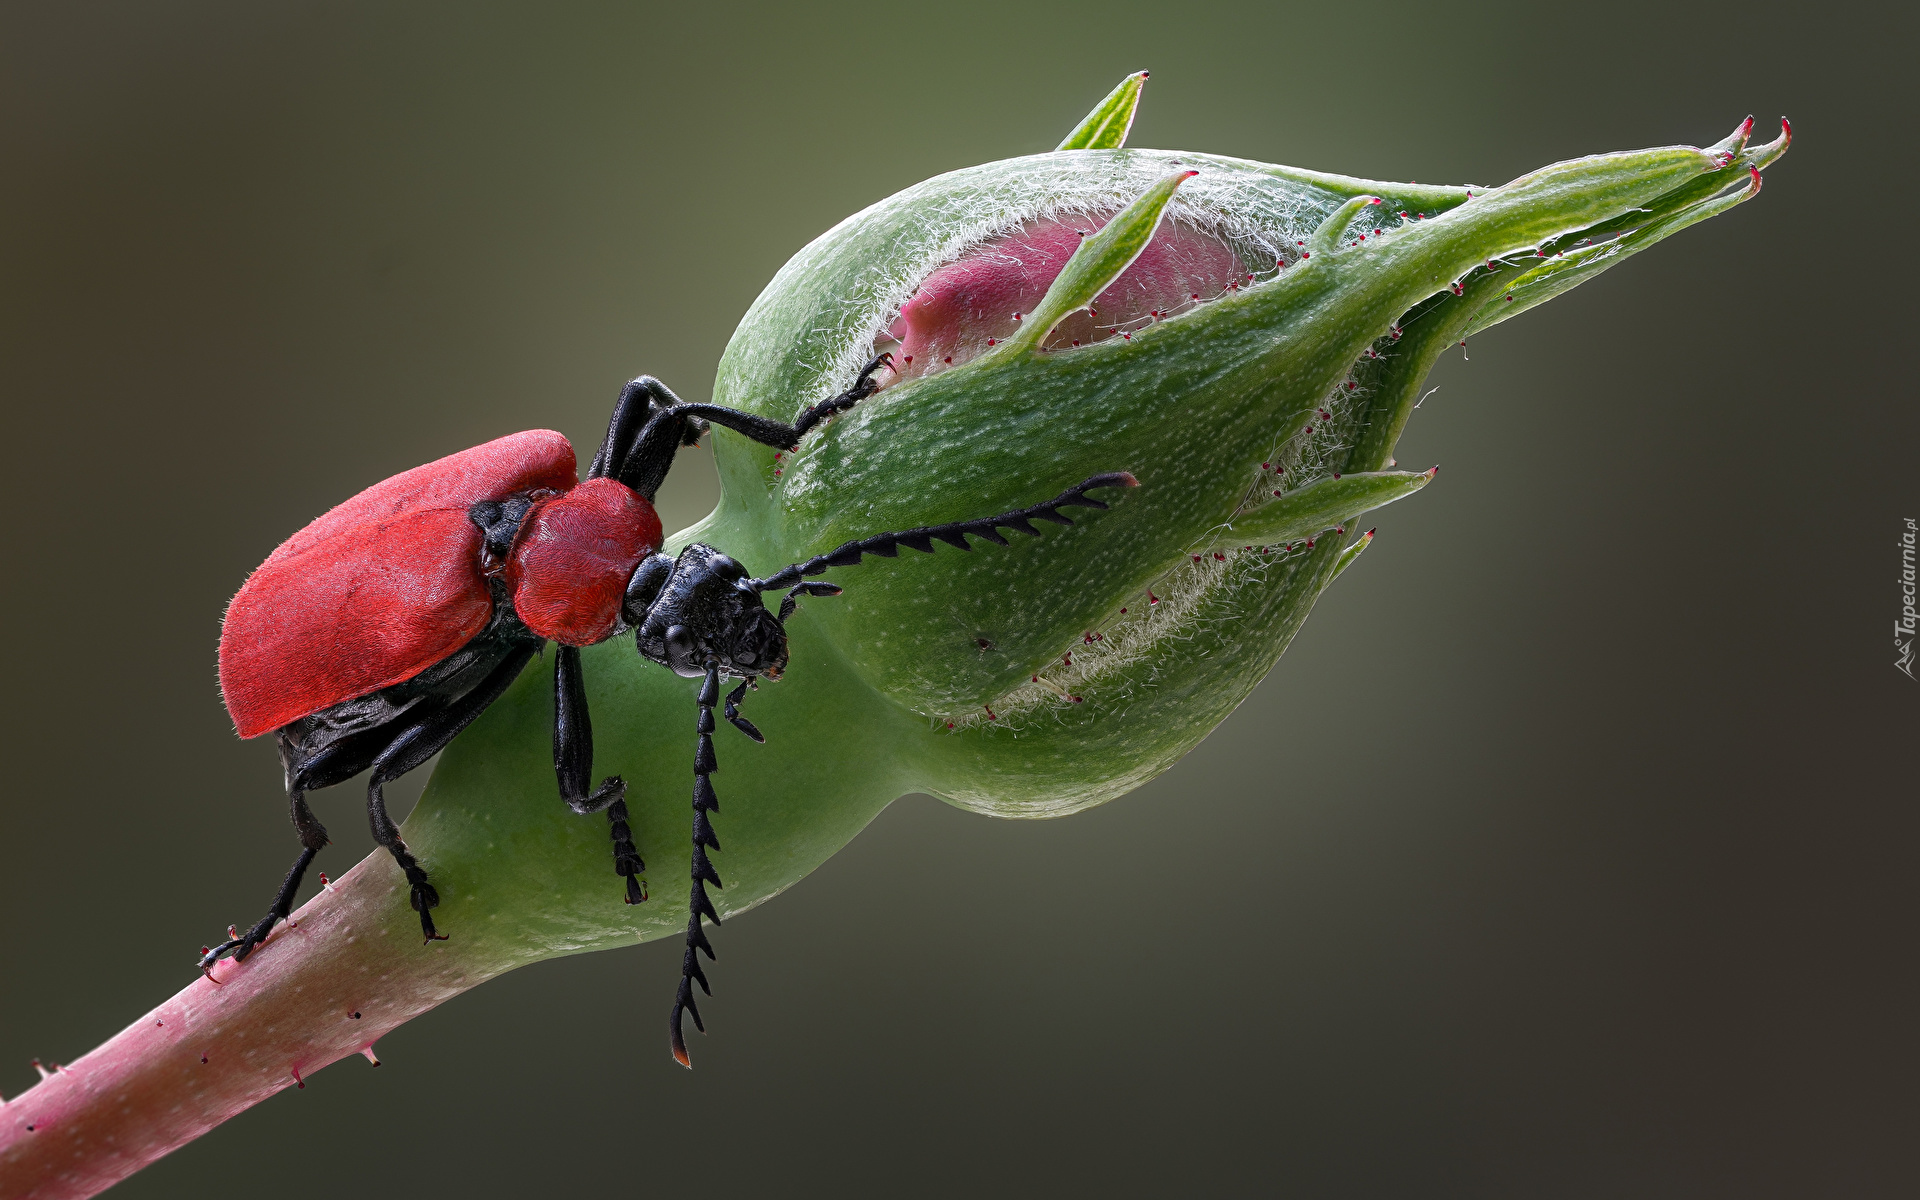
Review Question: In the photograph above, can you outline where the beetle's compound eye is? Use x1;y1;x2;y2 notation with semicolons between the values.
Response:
709;554;745;581
664;624;702;677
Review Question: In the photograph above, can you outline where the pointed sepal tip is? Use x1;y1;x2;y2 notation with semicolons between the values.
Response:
1056;70;1151;152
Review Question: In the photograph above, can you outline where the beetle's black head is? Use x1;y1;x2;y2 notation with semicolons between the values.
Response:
626;544;789;680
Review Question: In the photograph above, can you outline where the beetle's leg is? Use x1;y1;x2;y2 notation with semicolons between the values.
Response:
587;376;702;481
789;350;895;441
613;353;894;501
207;787;331;971
197;926;244;979
670;658;728;1068
722;677;763;742
777;580;842;623
364;642;540;943
226;795;327;964
746;471;1140;593
206;724;381;971
553;644;645;904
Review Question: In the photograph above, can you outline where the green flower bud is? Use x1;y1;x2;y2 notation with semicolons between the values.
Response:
405;82;1786;985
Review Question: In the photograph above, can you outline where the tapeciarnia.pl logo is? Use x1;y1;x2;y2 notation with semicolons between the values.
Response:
1898;518;1917;679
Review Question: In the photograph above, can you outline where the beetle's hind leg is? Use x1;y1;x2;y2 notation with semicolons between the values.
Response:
201;786;330;974
553;645;645;904
362;643;541;943
230;793;327;963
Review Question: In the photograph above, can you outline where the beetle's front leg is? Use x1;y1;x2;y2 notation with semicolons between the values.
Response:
722;678;763;741
554;644;646;903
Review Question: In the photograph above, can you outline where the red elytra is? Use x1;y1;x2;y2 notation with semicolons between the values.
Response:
218;431;660;739
196;280;1135;1070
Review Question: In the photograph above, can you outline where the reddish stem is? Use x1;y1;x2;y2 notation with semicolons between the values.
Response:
0;852;510;1199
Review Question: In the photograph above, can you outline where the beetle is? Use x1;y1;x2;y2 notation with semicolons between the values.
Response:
202;351;1137;1064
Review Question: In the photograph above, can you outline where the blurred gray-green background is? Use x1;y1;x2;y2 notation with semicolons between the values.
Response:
2;2;1913;1196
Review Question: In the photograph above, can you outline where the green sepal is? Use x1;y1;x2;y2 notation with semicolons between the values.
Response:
1464;119;1789;336
1332;528;1375;580
1208;470;1433;551
1465;173;1758;335
1056;71;1149;151
1307;193;1385;257
1000;167;1196;351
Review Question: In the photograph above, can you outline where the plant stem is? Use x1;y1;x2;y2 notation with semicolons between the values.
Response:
0;597;910;1199
0;852;519;1199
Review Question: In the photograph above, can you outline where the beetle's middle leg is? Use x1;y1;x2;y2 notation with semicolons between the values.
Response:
363;642;540;943
553;644;645;904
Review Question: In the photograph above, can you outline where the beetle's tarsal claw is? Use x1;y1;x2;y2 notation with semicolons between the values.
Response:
404;871;448;943
197;935;244;976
